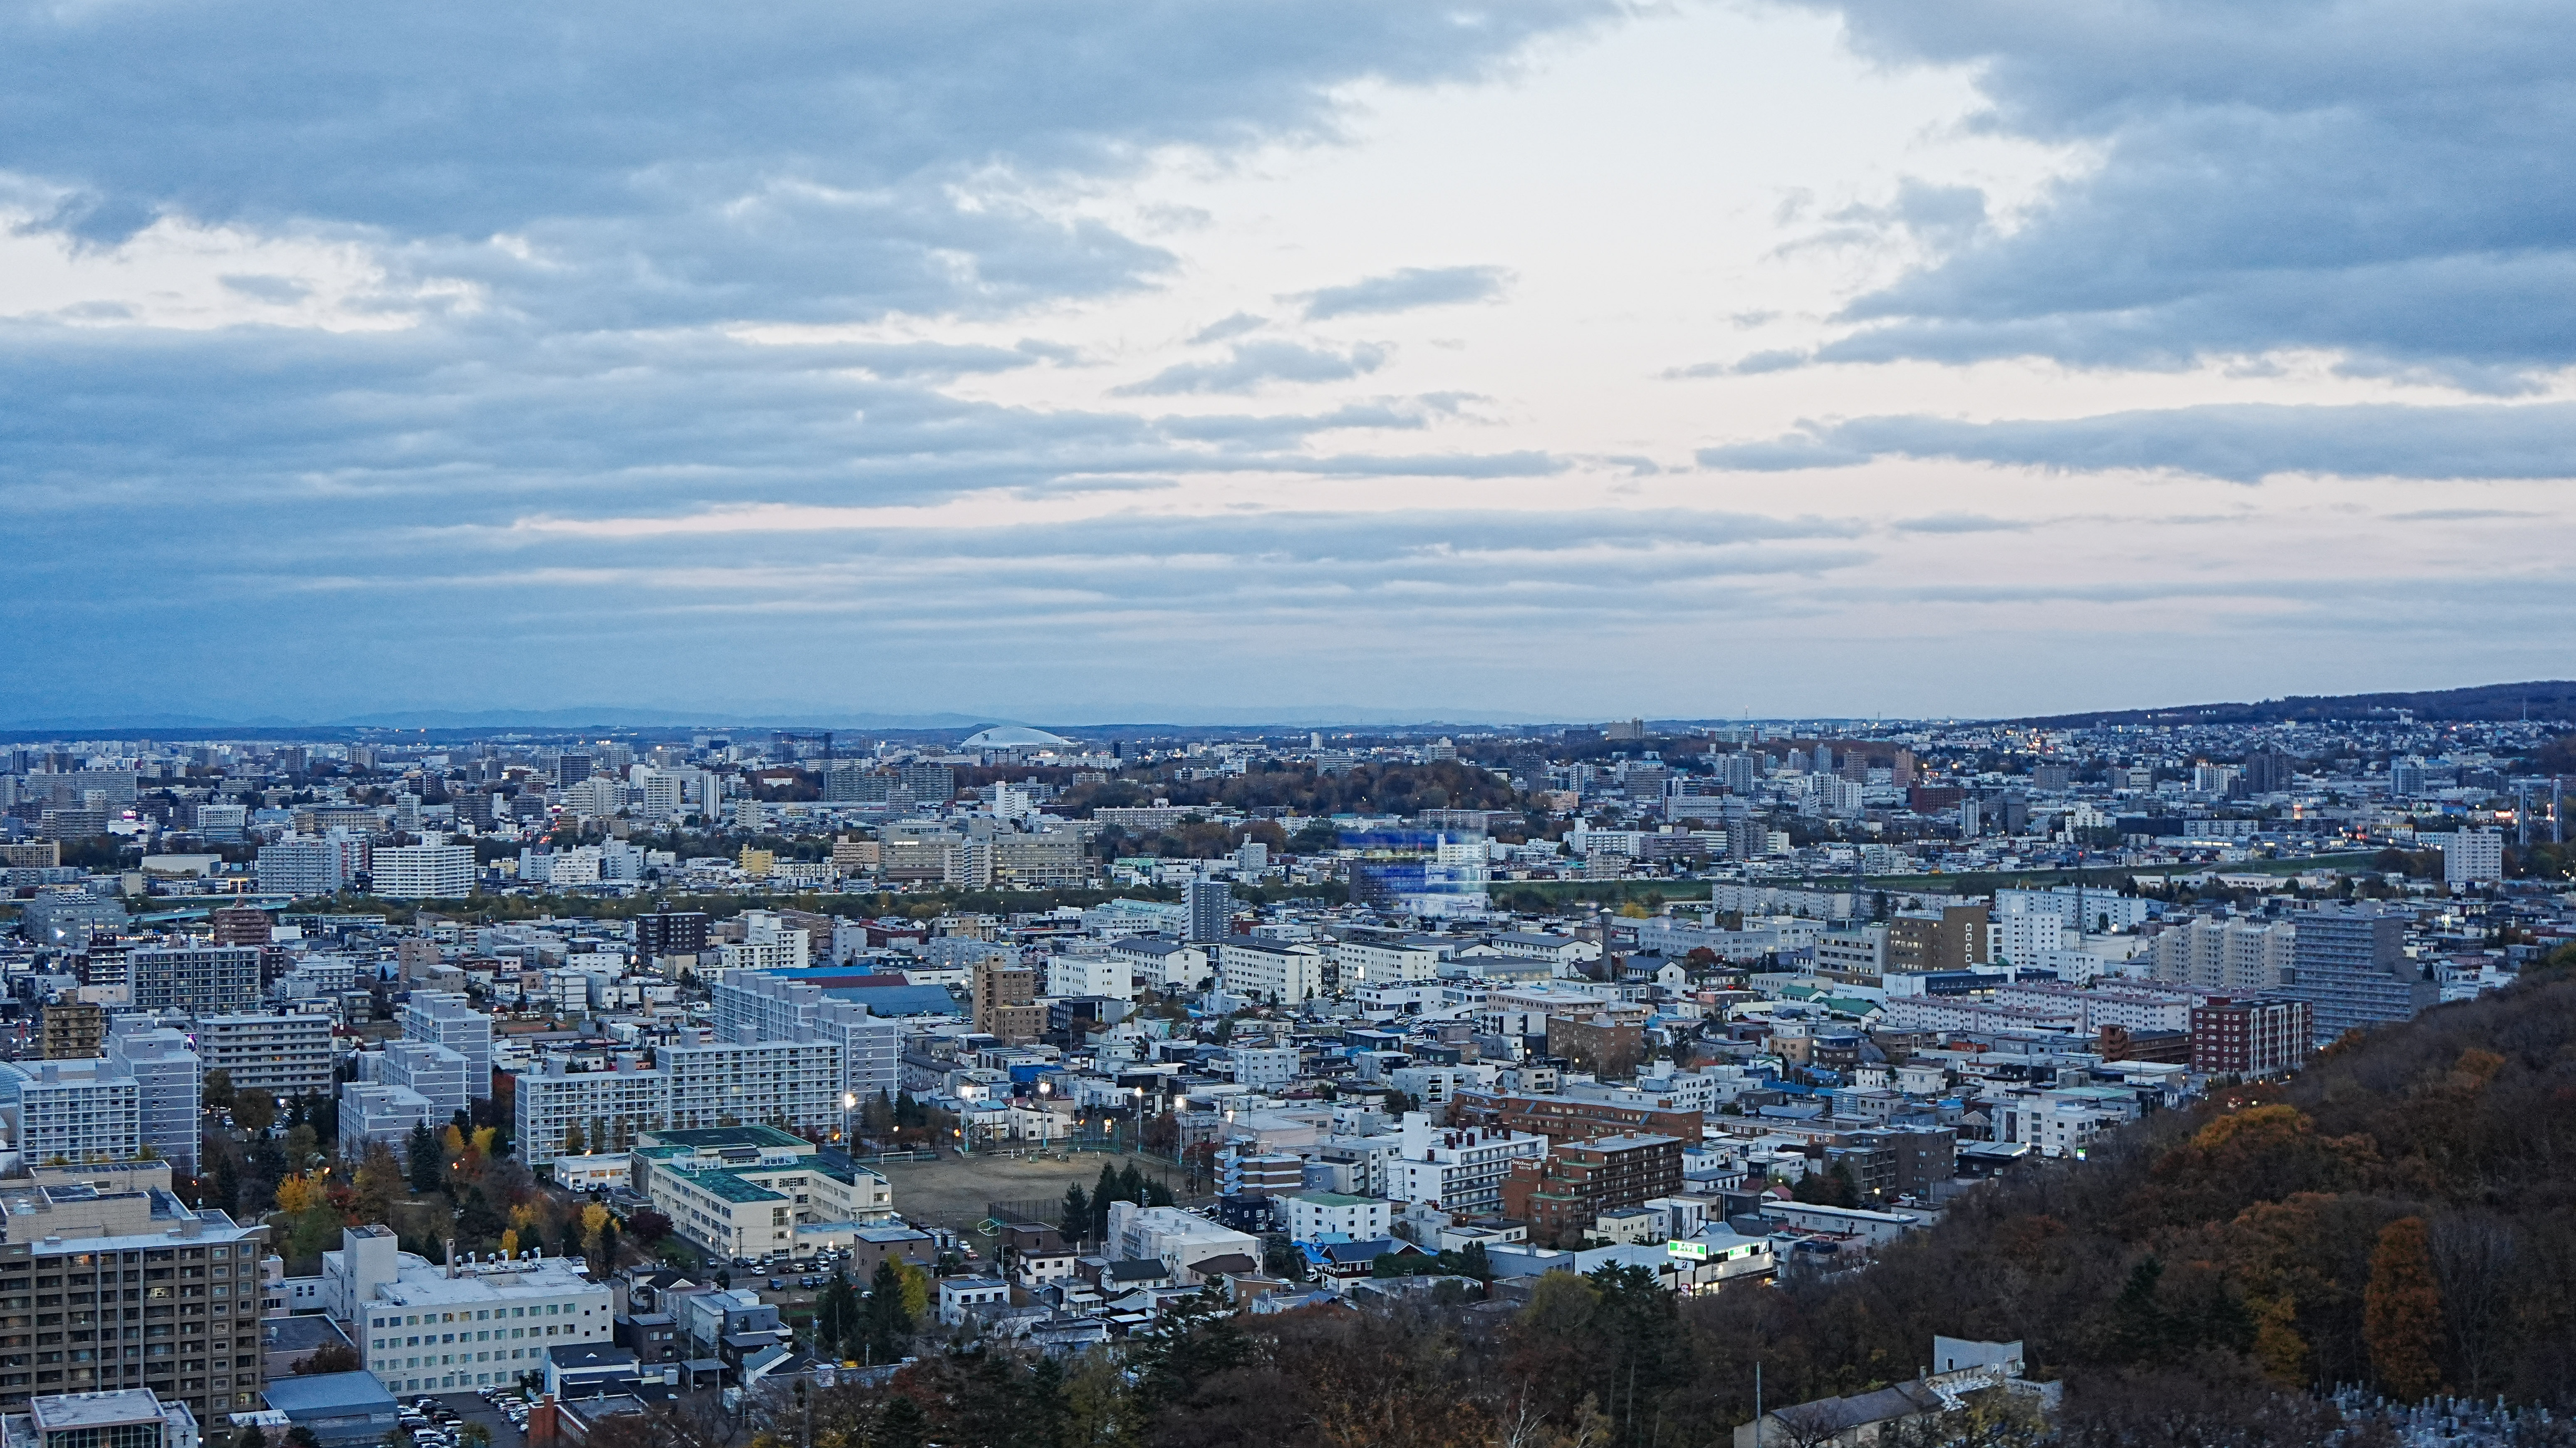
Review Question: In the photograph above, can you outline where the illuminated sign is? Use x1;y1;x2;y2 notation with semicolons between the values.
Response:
1666;1240;1707;1260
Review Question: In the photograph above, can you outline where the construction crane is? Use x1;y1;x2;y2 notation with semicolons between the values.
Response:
773;731;835;765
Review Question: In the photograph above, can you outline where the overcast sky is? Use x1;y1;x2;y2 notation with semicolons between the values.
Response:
5;0;2571;726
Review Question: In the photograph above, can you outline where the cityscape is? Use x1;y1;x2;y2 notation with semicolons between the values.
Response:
7;0;2576;1446
0;699;2569;1447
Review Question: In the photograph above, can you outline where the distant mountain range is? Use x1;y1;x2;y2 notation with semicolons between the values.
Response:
2008;680;2576;727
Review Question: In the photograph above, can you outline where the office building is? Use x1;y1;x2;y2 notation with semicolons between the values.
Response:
2191;996;2312;1078
2287;906;2436;1042
107;1022;203;1174
125;947;260;1017
0;1059;141;1165
632;911;710;964
399;993;493;1100
329;1225;612;1395
20;895;127;950
1184;878;1233;945
4;1387;199;1448
628;1126;894;1258
0;1184;269;1423
193;1015;335;1101
368;844;476;901
1886;905;1990;974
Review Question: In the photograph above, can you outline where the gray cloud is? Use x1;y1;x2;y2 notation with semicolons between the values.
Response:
1114;339;1388;396
1298;265;1511;319
1699;401;2576;483
1781;0;2576;379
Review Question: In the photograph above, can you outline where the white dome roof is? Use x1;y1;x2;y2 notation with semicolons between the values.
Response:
960;724;1075;748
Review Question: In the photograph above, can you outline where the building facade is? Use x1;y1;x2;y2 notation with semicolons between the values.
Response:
195;1015;334;1101
2287;906;2435;1041
124;948;260;1017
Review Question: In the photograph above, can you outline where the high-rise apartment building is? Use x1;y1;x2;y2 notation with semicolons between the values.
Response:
1886;905;1990;974
107;1021;203;1173
0;1059;141;1165
2433;828;2504;887
1184;878;1233;944
36;1002;106;1061
125;947;260;1017
206;908;272;948
255;838;345;897
193;1014;335;1101
399;992;493;1099
0;1186;270;1423
2190;996;2312;1078
2147;916;2296;993
633;910;711;963
377;1042;469;1121
970;958;1044;1043
2287;906;2435;1042
708;972;900;1105
368;844;476;901
512;1035;851;1165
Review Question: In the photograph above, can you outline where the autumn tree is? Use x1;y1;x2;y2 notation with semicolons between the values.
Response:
2365;1215;2442;1400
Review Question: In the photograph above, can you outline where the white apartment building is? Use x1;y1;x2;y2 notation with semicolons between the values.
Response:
1285;1192;1389;1242
255;837;347;896
330;1225;612;1395
716;911;811;972
370;844;477;900
513;1035;849;1166
1328;934;1443;986
706;972;902;1108
2145;916;2294;993
106;1021;202;1173
0;1059;141;1164
1109;937;1209;990
1229;1045;1299;1092
401;992;494;1098
1994;981;2202;1034
2432;828;2504;887
1215;941;1326;1005
378;1041;469;1120
1478;983;1616;1040
1385;1111;1545;1218
1046;950;1134;1001
337;1083;443;1157
194;1013;335;1100
1104;1202;1262;1280
1994;888;2154;933
1813;926;1886;976
1992;910;2072;969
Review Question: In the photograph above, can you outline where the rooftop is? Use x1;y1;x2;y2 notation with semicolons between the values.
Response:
29;1391;174;1431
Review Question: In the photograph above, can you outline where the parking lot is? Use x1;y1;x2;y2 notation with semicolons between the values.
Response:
400;1391;530;1448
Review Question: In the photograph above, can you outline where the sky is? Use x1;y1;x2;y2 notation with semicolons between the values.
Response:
5;0;2573;727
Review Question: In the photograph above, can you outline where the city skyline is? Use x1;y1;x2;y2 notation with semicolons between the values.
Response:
6;2;2571;720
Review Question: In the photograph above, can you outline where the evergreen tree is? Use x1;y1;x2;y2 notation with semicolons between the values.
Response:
405;1123;442;1195
2111;1257;2171;1363
1129;1287;1248;1412
1116;1164;1144;1205
1090;1163;1120;1240
872;1394;929;1448
456;1188;505;1249
812;1265;857;1356
1059;1185;1089;1244
864;1257;914;1363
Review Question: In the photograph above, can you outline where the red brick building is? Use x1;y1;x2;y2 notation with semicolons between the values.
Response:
2190;995;2311;1078
1500;1133;1683;1239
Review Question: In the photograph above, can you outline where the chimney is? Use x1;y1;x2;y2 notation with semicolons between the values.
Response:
445;1238;458;1277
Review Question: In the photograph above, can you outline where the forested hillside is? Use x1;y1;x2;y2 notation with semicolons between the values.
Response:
712;963;2576;1448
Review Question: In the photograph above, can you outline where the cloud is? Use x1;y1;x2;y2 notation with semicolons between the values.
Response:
1778;0;2576;380
1115;339;1388;395
1297;265;1511;319
1699;401;2576;483
1189;312;1268;344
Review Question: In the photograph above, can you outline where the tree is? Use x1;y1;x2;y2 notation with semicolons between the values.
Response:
233;1090;277;1136
295;1344;361;1374
862;1257;914;1364
563;1122;587;1156
353;1141;402;1223
1060;1184;1090;1244
457;1188;506;1248
812;1265;858;1357
405;1123;442;1195
285;1428;320;1448
625;1209;672;1247
235;1427;268;1448
203;1069;236;1110
275;1170;328;1216
2365;1215;2443;1400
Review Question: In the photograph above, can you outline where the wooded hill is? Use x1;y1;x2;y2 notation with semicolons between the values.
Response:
2009;679;2576;727
752;958;2576;1448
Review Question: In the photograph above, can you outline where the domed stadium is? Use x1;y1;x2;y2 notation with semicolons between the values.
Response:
959;724;1075;749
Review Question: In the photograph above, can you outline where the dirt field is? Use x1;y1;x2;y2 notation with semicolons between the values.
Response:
872;1150;1195;1232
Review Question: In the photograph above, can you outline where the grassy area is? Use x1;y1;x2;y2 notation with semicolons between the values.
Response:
872;1149;1186;1233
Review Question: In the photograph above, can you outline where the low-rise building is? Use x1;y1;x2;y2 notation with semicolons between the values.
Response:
330;1225;612;1396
